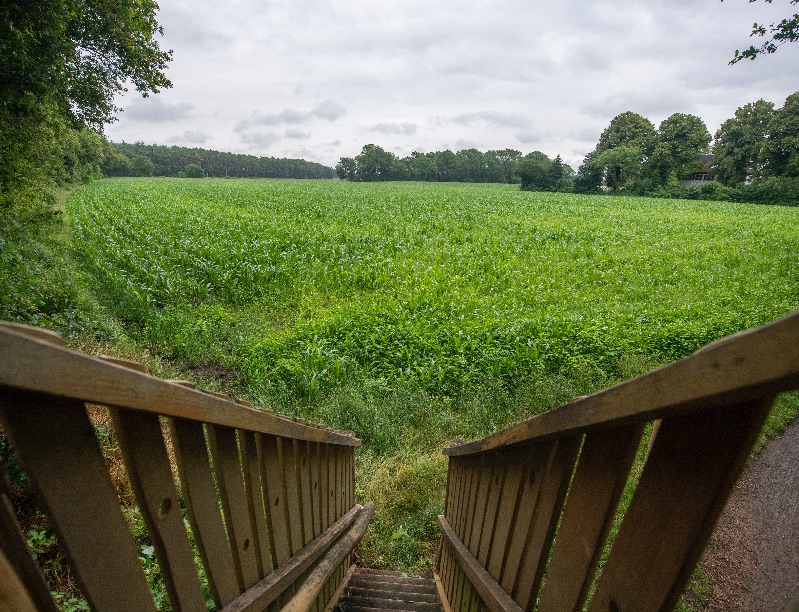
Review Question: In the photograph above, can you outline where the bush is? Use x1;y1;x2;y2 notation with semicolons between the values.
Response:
184;163;203;178
130;155;154;177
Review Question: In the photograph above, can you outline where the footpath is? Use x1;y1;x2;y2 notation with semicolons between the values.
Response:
699;417;799;611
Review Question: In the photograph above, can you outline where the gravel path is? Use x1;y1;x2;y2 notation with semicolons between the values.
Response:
698;418;799;611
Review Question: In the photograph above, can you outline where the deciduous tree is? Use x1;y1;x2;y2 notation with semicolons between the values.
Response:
763;91;799;177
713;99;775;185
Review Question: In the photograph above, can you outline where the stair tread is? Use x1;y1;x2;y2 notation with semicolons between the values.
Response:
336;568;443;612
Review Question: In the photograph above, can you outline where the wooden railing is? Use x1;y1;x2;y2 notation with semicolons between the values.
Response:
0;322;372;611
437;311;799;611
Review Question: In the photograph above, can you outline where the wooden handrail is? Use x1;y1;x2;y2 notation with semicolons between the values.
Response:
437;311;799;611
0;322;368;611
0;323;359;446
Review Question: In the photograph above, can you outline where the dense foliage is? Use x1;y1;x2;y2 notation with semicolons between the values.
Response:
0;0;171;208
112;142;337;179
336;145;563;184
572;91;799;204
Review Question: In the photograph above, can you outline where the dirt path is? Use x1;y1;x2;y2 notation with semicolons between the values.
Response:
698;418;799;611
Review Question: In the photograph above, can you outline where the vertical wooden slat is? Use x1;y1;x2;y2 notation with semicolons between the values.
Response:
207;425;260;591
319;443;331;606
498;440;558;596
261;435;291;567
456;456;480;610
537;424;644;612
590;399;773;612
513;435;582;609
477;454;506;567
299;441;314;546
484;448;524;583
0;393;156;611
310;443;322;539
168;417;239;607
255;435;278;571
0;457;58;612
283;438;304;555
111;409;206;611
239;430;272;577
467;455;492;560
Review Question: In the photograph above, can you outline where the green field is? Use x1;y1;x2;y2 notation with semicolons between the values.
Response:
67;178;799;568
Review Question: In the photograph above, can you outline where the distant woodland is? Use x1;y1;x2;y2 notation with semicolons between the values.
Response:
110;142;337;179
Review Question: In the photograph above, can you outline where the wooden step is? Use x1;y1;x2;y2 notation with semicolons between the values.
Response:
336;568;444;611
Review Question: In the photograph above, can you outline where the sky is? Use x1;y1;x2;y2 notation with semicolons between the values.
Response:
106;0;799;171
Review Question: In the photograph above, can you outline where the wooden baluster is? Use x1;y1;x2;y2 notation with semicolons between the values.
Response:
168;418;239;607
0;393;156;611
111;408;206;610
238;430;272;578
590;399;773;612
537;424;644;612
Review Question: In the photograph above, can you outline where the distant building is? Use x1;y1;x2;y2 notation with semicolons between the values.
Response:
679;154;716;188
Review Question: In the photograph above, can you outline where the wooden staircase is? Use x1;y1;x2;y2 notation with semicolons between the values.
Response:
335;569;444;612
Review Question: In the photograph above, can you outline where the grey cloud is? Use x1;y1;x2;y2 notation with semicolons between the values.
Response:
581;90;697;122
235;100;346;131
312;100;346;121
123;99;194;123
451;111;533;129
368;122;417;136
240;132;280;148
167;130;211;144
514;130;539;144
285;129;311;139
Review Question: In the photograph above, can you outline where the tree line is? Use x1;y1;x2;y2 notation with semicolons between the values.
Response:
109;142;337;180
336;146;575;187
572;90;799;205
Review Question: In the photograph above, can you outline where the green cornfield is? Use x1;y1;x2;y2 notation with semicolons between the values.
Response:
68;177;799;568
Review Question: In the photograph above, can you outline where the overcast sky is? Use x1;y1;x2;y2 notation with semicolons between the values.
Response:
106;0;798;170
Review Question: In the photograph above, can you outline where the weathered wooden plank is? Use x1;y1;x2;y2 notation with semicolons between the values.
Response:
512;436;582;609
283;438;304;554
311;442;322;539
321;563;356;612
0;392;156;611
260;435;291;567
439;516;522;612
208;425;260;591
477;454;506;567
537;424;644;612
0;457;58;612
442;310;799;456
168;417;239;607
455;457;479;611
0;321;66;347
590;399;774;612
111;408;206;611
497;440;557;596
238;431;272;577
281;503;374;612
467;456;492;560
483;449;524;583
0;326;360;447
222;504;365;612
299;440;315;546
319;443;332;606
